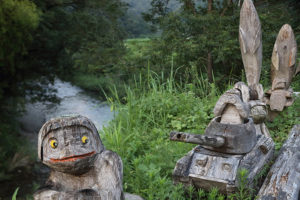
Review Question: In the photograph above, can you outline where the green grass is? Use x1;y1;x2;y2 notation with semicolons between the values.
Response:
101;71;223;199
266;95;300;150
71;72;127;100
68;38;154;99
99;66;300;199
67;37;300;199
124;38;152;60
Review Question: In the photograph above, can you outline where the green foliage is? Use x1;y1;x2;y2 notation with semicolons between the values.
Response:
54;0;300;100
143;0;243;88
0;100;23;180
0;0;40;67
291;74;300;91
0;0;299;198
207;188;224;200
121;0;153;38
142;0;300;90
267;96;300;150
101;71;219;199
0;0;40;101
26;0;127;83
258;1;299;87
12;187;19;200
228;169;252;200
100;65;299;199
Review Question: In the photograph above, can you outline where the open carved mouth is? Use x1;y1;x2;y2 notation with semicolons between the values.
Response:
50;151;96;162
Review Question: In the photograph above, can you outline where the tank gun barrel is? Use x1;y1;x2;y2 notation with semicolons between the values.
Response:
170;131;225;148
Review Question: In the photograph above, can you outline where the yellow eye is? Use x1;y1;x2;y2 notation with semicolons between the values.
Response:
82;136;88;144
50;139;58;149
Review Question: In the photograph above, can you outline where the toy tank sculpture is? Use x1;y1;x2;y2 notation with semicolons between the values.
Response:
169;0;287;194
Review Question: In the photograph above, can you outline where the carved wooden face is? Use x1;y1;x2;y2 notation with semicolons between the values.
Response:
39;116;104;174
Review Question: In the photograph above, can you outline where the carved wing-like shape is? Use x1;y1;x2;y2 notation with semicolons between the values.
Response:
271;24;297;90
239;0;262;88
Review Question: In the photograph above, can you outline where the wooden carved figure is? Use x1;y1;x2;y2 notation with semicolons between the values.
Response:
34;115;124;200
238;0;270;136
257;125;300;200
265;24;297;112
239;0;263;100
168;0;274;194
221;0;268;137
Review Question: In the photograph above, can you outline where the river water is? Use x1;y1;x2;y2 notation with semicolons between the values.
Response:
19;79;114;143
1;79;114;199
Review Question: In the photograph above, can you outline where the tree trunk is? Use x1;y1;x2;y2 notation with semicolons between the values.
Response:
208;0;213;11
257;125;300;200
221;0;233;16
183;0;196;15
207;0;213;83
207;52;213;83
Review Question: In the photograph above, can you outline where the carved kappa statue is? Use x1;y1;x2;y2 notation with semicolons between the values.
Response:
34;115;124;200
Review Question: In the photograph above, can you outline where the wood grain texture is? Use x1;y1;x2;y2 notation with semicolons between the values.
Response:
124;193;144;200
265;24;297;112
204;117;256;154
173;148;195;186
271;24;297;91
239;0;262;88
213;88;249;123
170;131;225;148
249;100;267;124
257;125;300;200
239;134;275;183
234;82;250;102
220;105;243;124
34;115;124;200
172;134;274;195
189;153;240;194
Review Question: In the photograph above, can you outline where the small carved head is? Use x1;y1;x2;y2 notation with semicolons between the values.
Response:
38;115;104;174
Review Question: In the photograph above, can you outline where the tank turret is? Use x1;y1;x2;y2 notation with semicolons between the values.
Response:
170;116;256;154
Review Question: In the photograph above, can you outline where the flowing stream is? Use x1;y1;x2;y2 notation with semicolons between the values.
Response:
1;79;114;199
19;79;114;143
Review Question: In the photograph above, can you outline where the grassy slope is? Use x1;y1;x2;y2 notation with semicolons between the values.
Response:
98;38;300;200
101;74;225;199
66;38;300;199
101;73;299;199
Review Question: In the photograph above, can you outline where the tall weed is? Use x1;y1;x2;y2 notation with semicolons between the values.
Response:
101;71;220;199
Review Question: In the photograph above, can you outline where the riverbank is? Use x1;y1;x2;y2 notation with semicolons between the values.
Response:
0;79;114;199
65;38;154;101
1;73;299;199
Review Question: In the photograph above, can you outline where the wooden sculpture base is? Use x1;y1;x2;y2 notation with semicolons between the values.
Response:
172;134;274;195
